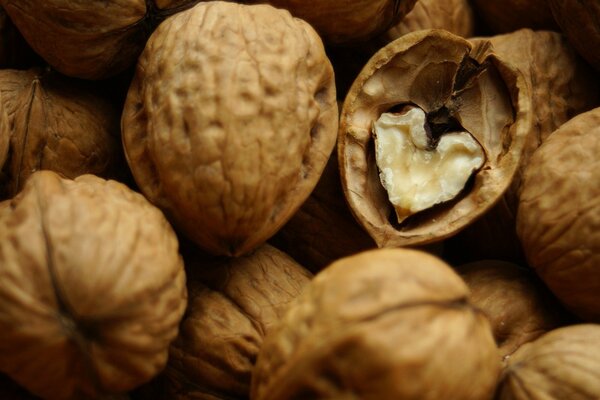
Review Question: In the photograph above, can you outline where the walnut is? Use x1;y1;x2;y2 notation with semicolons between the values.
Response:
0;0;202;79
251;248;500;400
166;244;312;399
517;107;600;321
339;29;531;248
497;324;600;399
0;171;187;399
456;260;570;361
550;0;600;72
122;2;338;257
247;0;417;45
471;0;558;34
0;69;123;199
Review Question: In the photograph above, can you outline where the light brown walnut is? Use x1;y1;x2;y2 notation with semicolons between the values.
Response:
122;2;338;257
517;107;600;321
251;248;500;400
0;171;187;400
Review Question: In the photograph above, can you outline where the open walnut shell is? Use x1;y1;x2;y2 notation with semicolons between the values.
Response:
0;69;122;199
0;171;187;400
497;324;600;399
339;29;530;248
166;244;312;399
0;0;202;79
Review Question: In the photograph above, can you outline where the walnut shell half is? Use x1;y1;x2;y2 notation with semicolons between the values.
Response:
0;171;187;400
122;2;338;256
339;29;531;248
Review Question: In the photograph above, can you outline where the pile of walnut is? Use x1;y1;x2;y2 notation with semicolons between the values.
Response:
0;1;598;399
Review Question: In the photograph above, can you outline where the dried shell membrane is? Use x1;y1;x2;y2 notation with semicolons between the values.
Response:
339;29;530;248
167;244;312;399
0;0;202;79
0;69;122;199
497;324;600;399
251;248;500;400
0;171;187;400
122;2;338;256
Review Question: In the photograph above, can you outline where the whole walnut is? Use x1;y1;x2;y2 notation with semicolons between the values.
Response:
0;171;187;400
456;260;569;361
517;107;600;321
497;324;600;399
0;69;123;199
167;244;313;399
122;2;338;257
251;248;500;400
0;0;202;79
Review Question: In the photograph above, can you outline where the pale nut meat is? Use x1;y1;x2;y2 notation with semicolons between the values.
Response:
251;248;501;400
247;0;418;45
471;0;558;34
166;244;312;399
456;260;569;362
517;107;600;321
0;0;203;79
550;0;600;71
497;324;600;400
122;2;338;257
339;29;530;248
0;171;187;400
0;69;122;199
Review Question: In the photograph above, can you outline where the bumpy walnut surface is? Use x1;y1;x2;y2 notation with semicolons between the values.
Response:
0;69;122;199
0;171;187;400
497;324;600;399
167;244;312;399
339;29;530;248
0;0;202;79
122;2;338;257
251;248;500;400
517;107;600;321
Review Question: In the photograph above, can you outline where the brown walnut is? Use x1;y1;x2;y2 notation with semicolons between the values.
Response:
122;2;338;257
0;68;123;199
167;244;312;399
339;29;531;248
251;248;500;400
517;107;600;321
0;0;202;79
0;171;187;400
497;324;600;399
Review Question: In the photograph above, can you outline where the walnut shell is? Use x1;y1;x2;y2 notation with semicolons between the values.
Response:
456;260;569;361
0;171;187;399
0;0;201;79
471;0;558;34
0;69;123;199
517;107;600;321
122;2;338;257
167;244;312;399
497;324;600;399
338;29;531;248
248;0;417;45
251;248;500;400
550;0;600;72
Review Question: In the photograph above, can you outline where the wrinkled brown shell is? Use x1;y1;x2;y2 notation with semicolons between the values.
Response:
550;0;600;71
167;244;312;399
497;324;600;399
248;0;417;45
0;171;187;399
339;29;530;248
471;0;558;34
0;0;202;79
122;2;338;257
517;108;600;321
251;248;500;400
384;0;475;41
456;260;569;361
0;69;122;199
270;154;375;273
